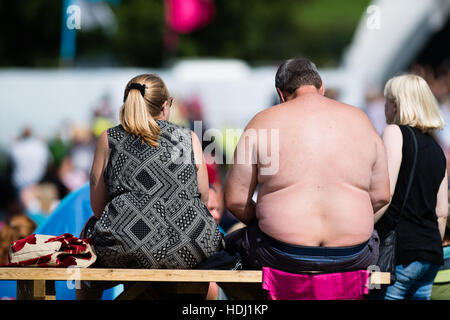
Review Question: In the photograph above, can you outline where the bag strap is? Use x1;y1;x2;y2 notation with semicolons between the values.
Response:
394;126;418;228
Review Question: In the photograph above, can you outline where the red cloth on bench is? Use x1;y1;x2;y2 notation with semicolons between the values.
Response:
262;267;370;300
6;233;95;268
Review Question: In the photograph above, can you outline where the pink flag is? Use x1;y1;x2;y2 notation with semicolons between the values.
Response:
165;0;215;34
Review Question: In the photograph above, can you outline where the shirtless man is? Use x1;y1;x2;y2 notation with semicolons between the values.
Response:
224;57;390;273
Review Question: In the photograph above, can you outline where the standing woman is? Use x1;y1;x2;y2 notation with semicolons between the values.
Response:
77;74;223;299
375;74;448;300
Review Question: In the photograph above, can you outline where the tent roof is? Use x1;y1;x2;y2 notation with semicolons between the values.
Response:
343;0;450;90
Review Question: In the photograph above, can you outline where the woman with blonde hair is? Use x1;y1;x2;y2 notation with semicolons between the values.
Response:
77;74;223;299
0;215;37;265
375;74;448;300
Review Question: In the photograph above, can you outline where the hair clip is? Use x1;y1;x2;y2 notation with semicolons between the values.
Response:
127;82;146;98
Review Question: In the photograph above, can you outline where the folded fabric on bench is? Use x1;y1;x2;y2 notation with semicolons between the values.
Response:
6;234;96;268
262;267;370;300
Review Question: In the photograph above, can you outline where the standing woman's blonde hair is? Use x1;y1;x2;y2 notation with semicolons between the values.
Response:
384;74;444;133
120;74;171;147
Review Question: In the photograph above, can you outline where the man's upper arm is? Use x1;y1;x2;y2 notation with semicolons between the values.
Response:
224;119;259;223
369;134;391;212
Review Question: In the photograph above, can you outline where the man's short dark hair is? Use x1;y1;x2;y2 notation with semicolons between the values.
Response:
275;58;322;93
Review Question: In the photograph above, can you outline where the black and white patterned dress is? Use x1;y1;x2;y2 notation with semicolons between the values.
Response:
87;120;223;269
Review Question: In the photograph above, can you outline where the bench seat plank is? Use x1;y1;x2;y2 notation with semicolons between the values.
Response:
0;268;390;284
0;268;262;283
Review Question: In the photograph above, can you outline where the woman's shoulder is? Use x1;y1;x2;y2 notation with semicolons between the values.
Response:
108;123;125;132
382;124;403;142
157;119;189;131
105;124;128;142
383;123;402;132
158;120;192;138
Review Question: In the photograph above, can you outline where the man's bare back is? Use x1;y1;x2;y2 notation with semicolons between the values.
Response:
251;93;389;247
224;57;389;274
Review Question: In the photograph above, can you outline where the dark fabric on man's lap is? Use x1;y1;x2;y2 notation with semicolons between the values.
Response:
224;220;380;274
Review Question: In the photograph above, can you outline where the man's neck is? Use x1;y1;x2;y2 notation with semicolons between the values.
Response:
294;85;320;96
286;86;320;101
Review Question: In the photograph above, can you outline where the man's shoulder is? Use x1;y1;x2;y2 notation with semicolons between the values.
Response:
320;99;383;138
301;94;364;116
244;106;277;129
333;100;375;124
329;98;367;115
248;101;290;124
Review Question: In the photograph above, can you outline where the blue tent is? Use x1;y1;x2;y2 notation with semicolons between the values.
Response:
0;183;123;300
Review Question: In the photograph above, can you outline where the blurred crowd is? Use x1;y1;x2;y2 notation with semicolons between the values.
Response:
0;97;114;232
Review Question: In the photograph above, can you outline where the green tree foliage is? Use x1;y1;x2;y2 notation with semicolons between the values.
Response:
177;0;371;66
0;0;370;68
0;0;62;67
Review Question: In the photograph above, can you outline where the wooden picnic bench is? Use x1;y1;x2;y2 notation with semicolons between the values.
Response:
0;268;391;300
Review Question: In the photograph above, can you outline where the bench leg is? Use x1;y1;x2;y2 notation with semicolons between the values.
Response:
149;282;208;300
218;282;266;300
115;282;154;300
176;282;209;299
115;282;209;300
17;280;56;300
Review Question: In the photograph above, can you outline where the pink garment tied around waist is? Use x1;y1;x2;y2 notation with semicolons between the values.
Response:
262;267;370;300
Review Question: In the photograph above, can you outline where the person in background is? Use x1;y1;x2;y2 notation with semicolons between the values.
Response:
205;185;229;300
62;125;95;191
207;185;224;229
208;183;246;235
0;214;36;265
19;182;59;228
365;90;388;136
0;214;37;300
10;127;49;194
375;74;448;300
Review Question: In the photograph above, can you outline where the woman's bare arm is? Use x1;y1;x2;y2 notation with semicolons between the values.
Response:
192;130;209;206
374;125;403;223
89;131;109;219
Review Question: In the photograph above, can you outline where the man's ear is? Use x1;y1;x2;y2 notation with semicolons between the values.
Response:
276;88;286;103
319;83;325;96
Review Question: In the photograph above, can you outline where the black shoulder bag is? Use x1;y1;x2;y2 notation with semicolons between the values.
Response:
377;126;418;283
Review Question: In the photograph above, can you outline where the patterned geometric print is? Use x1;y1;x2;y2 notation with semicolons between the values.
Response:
91;120;223;269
